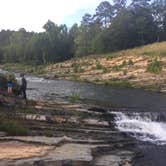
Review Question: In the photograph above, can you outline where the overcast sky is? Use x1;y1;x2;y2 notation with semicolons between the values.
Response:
0;0;103;32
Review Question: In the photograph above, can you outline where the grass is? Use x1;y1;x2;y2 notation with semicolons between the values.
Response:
112;60;129;72
94;60;109;73
104;79;132;88
69;92;81;102
0;118;28;136
140;84;161;91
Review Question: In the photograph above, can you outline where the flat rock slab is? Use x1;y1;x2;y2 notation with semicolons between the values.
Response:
46;143;93;162
0;141;52;160
0;136;72;145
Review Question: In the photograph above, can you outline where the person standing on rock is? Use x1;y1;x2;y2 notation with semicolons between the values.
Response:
20;73;27;101
7;79;13;94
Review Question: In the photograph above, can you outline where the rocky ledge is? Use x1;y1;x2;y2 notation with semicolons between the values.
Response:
0;91;141;166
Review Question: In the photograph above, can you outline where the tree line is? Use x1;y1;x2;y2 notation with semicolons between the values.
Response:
0;0;166;65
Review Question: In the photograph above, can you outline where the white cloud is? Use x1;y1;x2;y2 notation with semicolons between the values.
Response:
0;0;102;32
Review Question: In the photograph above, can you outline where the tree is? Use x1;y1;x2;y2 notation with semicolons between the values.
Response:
95;1;114;27
152;0;166;41
113;0;127;14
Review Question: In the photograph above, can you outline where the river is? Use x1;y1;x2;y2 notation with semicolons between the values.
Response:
2;69;166;165
18;73;166;111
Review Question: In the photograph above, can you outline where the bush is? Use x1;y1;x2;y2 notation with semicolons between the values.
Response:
112;65;120;71
128;59;134;65
96;61;103;70
0;119;28;136
147;58;162;73
121;60;127;67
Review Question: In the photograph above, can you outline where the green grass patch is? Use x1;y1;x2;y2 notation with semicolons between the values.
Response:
104;80;132;88
141;84;161;91
0;119;28;136
69;92;81;102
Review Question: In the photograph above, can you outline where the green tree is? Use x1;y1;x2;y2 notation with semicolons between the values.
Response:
95;1;114;27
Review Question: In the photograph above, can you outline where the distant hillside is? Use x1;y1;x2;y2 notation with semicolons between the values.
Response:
44;42;166;91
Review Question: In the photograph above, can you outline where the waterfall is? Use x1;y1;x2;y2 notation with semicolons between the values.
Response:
113;111;166;145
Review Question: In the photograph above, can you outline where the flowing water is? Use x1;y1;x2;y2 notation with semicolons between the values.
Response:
2;70;166;147
113;111;166;145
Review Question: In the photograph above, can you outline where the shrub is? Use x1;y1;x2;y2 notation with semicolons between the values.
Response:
128;59;134;65
79;67;84;73
112;65;120;71
96;61;103;70
147;58;162;73
103;67;109;73
72;63;79;73
121;60;127;67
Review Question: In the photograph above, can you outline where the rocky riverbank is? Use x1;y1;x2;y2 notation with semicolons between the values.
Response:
0;89;141;166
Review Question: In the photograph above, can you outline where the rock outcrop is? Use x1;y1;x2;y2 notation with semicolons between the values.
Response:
0;94;136;166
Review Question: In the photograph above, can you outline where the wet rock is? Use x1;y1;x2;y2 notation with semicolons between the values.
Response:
94;151;133;166
83;119;109;127
0;131;7;137
62;160;72;166
95;155;121;166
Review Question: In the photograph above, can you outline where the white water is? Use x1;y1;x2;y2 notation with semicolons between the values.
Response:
114;112;166;145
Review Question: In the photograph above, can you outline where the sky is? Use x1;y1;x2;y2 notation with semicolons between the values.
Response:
0;0;103;32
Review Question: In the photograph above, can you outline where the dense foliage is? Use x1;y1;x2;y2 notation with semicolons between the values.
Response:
0;0;166;65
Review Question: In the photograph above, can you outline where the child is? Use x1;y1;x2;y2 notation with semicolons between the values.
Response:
7;80;13;94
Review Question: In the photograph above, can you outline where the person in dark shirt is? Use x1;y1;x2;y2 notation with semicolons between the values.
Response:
20;73;27;100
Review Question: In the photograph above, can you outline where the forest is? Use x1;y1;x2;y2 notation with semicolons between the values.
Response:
0;0;165;65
